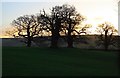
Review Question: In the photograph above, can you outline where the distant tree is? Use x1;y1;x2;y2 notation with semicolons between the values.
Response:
96;22;118;50
5;27;18;38
12;15;43;47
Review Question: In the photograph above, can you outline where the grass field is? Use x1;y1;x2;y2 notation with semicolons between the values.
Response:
2;47;119;77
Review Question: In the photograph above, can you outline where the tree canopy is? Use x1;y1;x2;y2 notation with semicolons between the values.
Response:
12;15;43;47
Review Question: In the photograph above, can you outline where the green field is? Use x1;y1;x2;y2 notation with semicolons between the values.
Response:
2;47;119;77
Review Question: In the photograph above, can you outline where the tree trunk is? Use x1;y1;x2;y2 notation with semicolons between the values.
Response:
50;28;60;48
50;17;61;48
67;35;73;48
27;37;32;47
50;29;59;48
67;27;73;48
104;30;108;50
67;15;73;48
27;25;31;47
104;39;109;50
51;35;58;48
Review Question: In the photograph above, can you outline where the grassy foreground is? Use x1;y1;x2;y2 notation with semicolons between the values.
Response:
2;47;119;77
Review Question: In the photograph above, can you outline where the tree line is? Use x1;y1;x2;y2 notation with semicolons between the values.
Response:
6;4;118;50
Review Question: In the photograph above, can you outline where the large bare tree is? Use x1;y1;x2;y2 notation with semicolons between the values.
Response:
37;8;62;48
59;4;86;48
12;15;43;47
37;4;89;48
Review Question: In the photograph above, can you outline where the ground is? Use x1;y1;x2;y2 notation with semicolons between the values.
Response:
2;47;119;77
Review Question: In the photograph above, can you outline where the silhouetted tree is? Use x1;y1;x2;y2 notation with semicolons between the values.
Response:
73;24;92;44
5;27;18;38
12;15;42;47
96;22;118;50
38;4;86;48
59;4;85;48
37;8;63;48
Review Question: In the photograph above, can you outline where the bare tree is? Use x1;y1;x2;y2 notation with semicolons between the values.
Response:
59;4;86;48
12;15;42;47
37;8;62;48
37;4;90;48
96;22;118;50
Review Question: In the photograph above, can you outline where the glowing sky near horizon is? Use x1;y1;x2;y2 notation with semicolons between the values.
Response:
0;0;119;37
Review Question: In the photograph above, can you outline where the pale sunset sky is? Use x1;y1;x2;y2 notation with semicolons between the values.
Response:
0;0;119;37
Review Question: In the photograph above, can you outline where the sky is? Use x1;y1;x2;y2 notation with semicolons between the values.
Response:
0;0;119;37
